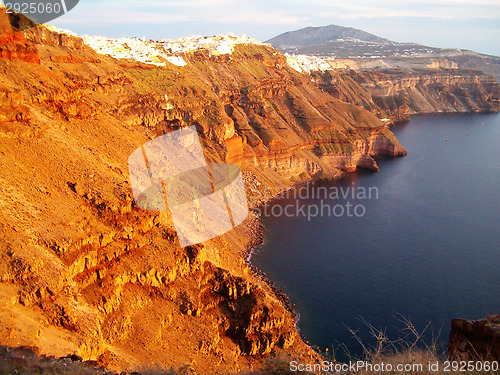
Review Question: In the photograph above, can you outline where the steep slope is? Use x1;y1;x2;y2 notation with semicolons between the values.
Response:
311;69;500;123
267;25;500;122
0;7;40;64
0;11;406;375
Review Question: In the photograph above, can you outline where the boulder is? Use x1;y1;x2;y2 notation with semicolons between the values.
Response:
448;314;500;361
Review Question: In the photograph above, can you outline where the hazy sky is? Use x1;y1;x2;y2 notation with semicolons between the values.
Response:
47;0;500;56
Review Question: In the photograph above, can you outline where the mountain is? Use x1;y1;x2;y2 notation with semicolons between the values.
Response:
266;24;442;58
266;24;391;51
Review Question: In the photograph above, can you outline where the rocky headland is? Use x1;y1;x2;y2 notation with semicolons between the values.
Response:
311;68;500;125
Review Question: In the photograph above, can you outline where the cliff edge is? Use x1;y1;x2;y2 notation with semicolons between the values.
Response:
0;13;405;374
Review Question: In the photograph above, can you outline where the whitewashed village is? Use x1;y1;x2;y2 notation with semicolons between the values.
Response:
45;25;336;73
81;33;268;67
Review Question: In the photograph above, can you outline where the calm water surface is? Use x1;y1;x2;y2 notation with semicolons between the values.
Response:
250;113;500;358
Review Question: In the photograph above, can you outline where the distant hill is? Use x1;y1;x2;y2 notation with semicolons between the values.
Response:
266;25;442;58
266;25;391;51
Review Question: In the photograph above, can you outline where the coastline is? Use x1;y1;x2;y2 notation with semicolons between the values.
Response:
241;166;371;319
240;150;405;315
245;112;500;361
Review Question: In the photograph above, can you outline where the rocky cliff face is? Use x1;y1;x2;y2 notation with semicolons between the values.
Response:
312;68;500;124
448;315;500;361
0;16;407;374
0;9;40;64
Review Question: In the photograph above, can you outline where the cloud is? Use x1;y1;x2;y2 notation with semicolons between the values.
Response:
56;0;308;27
207;11;308;25
53;0;500;30
50;0;500;56
127;0;233;6
57;10;194;26
305;0;500;20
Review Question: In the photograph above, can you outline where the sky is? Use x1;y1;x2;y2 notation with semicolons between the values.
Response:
45;0;500;56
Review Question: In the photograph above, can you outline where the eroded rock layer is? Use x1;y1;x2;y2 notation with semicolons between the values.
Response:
1;14;406;374
312;68;500;124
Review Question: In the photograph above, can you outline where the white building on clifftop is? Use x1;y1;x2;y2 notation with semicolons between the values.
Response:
80;33;266;66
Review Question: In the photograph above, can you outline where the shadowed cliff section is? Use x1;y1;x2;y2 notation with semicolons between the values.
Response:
311;69;500;124
267;24;500;118
449;315;500;362
0;14;405;375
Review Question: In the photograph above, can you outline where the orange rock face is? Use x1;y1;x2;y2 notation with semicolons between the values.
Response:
0;19;407;374
6;9;499;375
312;68;500;123
0;9;41;64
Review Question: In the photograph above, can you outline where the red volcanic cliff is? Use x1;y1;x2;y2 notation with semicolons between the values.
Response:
311;68;500;125
0;9;40;64
0;18;406;374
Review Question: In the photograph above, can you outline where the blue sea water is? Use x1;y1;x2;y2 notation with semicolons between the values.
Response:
250;113;500;359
